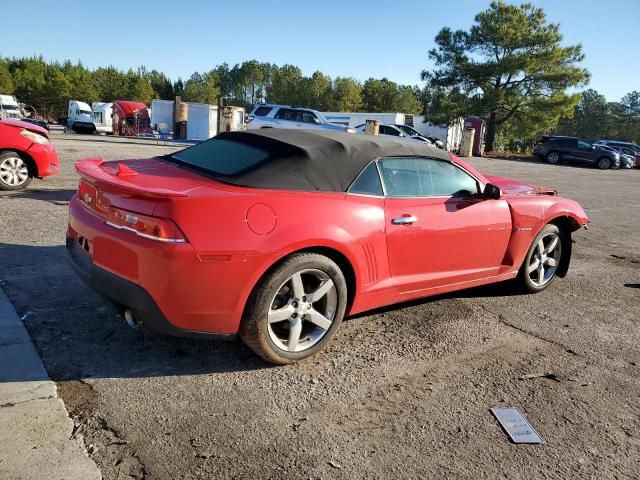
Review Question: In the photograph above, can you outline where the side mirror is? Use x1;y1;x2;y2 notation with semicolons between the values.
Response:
483;183;501;200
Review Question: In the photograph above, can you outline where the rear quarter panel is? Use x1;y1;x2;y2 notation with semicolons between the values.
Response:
153;187;389;315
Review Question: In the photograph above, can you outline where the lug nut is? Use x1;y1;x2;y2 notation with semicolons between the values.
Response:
291;313;298;318
292;301;298;308
302;296;307;302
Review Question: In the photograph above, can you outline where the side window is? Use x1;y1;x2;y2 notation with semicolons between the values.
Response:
555;139;575;148
253;106;273;116
577;140;591;150
378;157;479;197
301;111;318;123
275;109;294;121
349;162;384;196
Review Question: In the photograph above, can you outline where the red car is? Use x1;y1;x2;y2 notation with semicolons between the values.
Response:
0;117;59;190
67;130;588;364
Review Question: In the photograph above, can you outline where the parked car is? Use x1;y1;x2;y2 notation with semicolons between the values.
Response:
67;129;588;364
533;136;620;169
392;124;436;146
20;117;50;131
246;104;355;133
0;117;59;190
593;139;640;155
611;146;640;167
599;145;636;168
355;123;430;144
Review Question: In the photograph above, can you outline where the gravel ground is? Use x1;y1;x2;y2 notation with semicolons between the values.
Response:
1;130;639;479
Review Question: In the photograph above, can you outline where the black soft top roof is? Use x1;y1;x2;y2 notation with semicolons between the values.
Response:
212;129;452;192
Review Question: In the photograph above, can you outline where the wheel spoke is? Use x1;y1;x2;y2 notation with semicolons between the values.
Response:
308;278;334;303
268;305;293;324
545;257;557;267
290;272;305;299
528;258;540;273
287;318;302;352
537;263;545;284
306;308;332;330
537;239;545;256
545;236;559;254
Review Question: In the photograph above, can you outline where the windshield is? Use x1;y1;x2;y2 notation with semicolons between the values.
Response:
169;138;270;176
398;125;423;137
80;110;92;116
1;104;19;110
315;111;329;124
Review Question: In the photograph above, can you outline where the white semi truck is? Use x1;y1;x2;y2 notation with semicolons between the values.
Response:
92;102;113;134
0;95;22;119
67;100;96;133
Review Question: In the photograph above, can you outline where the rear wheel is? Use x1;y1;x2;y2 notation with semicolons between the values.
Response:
0;151;32;191
518;224;563;293
240;253;347;364
546;152;560;164
597;157;612;170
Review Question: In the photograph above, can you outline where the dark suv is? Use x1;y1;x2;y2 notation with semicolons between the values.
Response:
533;136;620;169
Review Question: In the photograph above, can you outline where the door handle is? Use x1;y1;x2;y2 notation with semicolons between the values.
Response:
392;215;417;225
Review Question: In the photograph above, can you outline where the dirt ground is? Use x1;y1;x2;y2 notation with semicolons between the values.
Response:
1;129;639;479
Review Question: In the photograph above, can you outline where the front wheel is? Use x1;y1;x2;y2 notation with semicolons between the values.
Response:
518;224;563;293
546;152;560;164
240;253;348;364
597;157;612;170
0;151;32;191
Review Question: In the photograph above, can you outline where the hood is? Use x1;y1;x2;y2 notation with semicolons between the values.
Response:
0;117;49;136
485;175;557;196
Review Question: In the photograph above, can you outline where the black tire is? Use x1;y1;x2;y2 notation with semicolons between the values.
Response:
240;253;347;364
546;151;560;164
0;151;33;191
517;224;564;293
597;157;612;170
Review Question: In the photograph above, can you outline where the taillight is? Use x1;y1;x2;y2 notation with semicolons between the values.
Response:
106;207;187;243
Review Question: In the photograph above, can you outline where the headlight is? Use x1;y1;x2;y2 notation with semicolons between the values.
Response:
20;129;49;145
345;127;356;134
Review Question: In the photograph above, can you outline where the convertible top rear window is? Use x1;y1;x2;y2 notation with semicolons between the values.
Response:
170;139;270;176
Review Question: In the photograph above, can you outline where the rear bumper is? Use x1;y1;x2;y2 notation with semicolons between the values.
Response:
66;237;233;340
66;196;268;338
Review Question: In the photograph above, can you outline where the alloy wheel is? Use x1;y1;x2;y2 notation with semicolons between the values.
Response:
267;269;337;353
598;158;611;169
527;232;562;288
547;152;559;164
0;156;29;187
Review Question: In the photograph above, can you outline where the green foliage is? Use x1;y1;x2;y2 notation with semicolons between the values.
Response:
1;55;422;120
556;89;640;144
422;1;589;150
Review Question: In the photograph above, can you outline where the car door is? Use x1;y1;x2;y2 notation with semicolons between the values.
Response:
274;108;303;129
381;157;512;294
556;138;578;162
573;140;596;163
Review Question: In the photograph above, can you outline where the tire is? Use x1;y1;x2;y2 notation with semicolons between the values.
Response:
518;224;564;293
0;151;33;191
597;157;612;170
240;253;348;364
611;157;621;170
546;151;560;164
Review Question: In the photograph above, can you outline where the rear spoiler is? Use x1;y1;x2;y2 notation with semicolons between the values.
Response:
75;158;188;198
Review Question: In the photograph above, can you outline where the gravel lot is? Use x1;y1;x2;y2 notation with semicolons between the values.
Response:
1;129;639;479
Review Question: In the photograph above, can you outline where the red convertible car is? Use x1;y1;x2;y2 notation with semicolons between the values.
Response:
0;117;59;190
67;129;588;364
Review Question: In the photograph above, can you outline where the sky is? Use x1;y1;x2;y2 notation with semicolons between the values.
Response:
1;0;638;101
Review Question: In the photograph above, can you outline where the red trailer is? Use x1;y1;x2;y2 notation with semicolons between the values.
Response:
113;100;152;137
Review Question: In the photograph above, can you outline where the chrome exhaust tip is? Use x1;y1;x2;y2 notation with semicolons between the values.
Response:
123;309;141;329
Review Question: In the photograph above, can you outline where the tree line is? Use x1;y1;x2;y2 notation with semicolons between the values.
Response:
0;56;422;120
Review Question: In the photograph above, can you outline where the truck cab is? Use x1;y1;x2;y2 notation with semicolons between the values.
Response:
67;100;96;134
0;95;22;119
